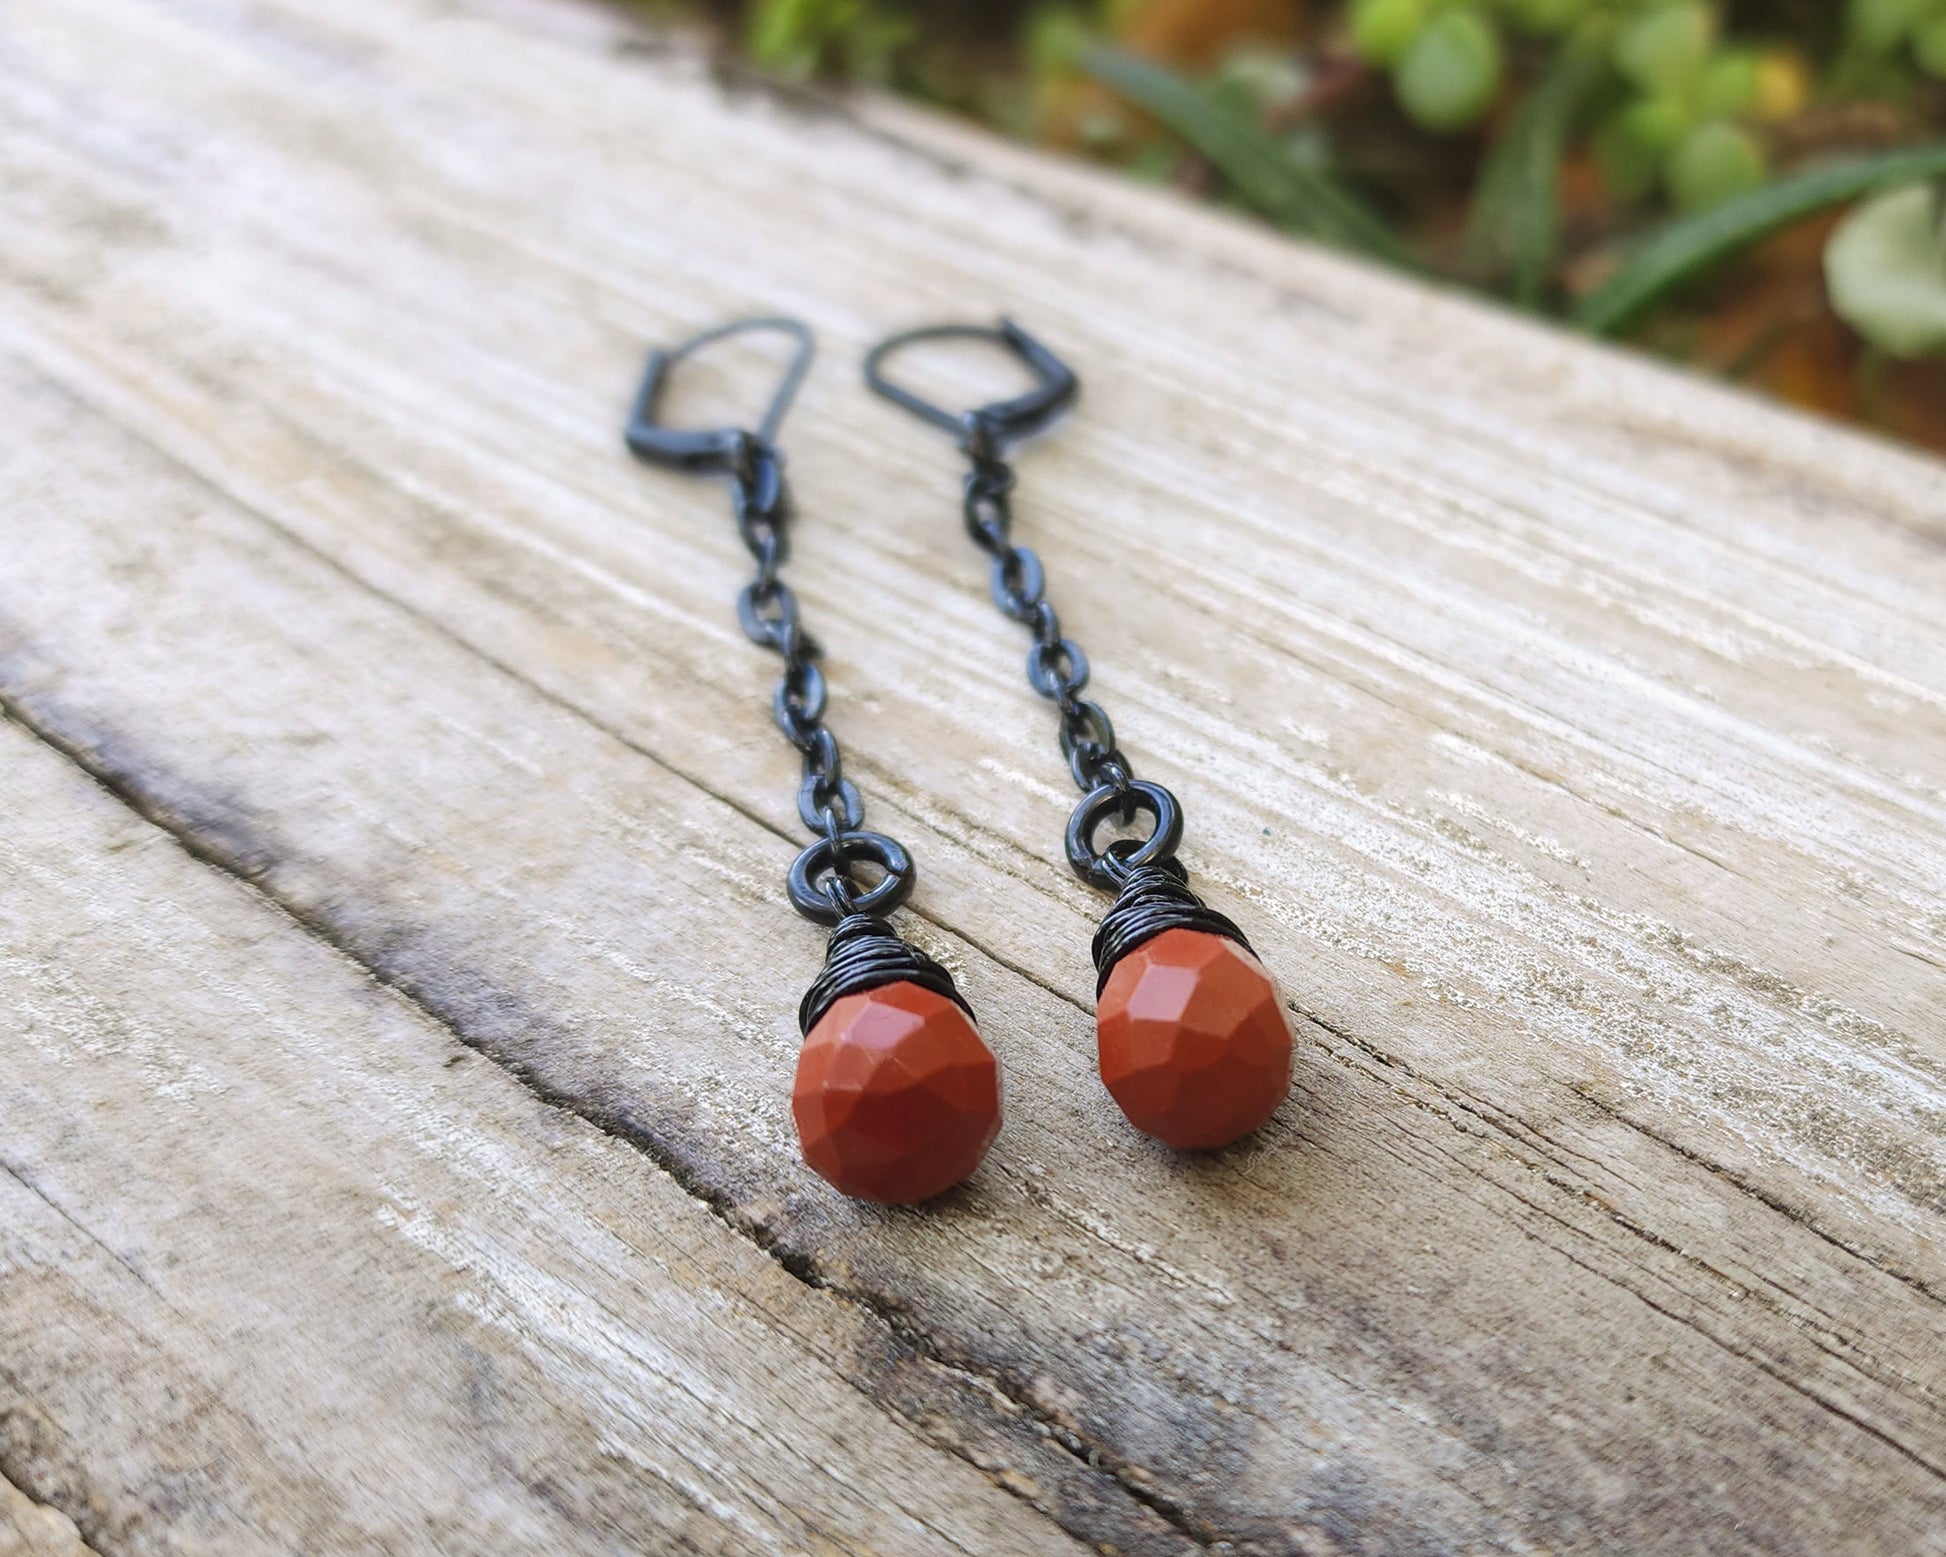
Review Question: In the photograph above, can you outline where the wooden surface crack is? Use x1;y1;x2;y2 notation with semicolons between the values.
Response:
1295;1000;1946;1465
0;1468;97;1557
0;1159;167;1310
1571;1086;1946;1309
0;344;1213;1553
0;691;1209;1555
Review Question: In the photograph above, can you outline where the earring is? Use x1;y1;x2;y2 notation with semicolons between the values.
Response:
864;320;1292;1151
626;318;1000;1203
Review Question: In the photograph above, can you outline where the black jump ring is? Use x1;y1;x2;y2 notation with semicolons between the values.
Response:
787;831;916;926
1029;600;1060;645
742;517;784;573
1091;753;1134;794
1065;780;1183;890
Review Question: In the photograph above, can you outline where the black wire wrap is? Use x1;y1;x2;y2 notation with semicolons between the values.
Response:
1090;861;1252;997
798;914;974;1034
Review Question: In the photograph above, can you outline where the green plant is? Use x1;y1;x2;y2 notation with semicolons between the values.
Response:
1849;0;1946;71
1341;1;1790;216
1825;182;1946;355
1084;46;1415;263
1464;22;1613;304
683;0;1946;447
1576;145;1946;332
1089;18;1946;355
746;0;914;79
1395;8;1505;131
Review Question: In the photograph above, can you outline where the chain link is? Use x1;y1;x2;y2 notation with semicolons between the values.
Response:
725;434;874;908
962;419;1135;800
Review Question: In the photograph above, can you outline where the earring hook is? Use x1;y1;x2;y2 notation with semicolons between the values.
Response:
863;318;1078;454
624;316;816;473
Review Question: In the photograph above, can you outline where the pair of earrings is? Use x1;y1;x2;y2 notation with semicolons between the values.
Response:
625;317;1294;1205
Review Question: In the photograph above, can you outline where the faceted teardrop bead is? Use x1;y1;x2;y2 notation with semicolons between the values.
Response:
793;981;1001;1203
1097;928;1293;1150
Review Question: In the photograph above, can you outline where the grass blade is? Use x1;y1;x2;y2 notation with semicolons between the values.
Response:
1083;46;1414;267
1574;143;1946;335
1465;31;1611;309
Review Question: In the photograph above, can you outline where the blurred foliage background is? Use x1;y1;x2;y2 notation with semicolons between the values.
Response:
650;0;1946;452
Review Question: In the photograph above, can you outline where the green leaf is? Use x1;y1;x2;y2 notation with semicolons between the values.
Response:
745;0;909;80
1465;28;1612;307
1917;13;1946;76
1504;0;1588;35
1574;142;1946;334
1025;4;1094;78
1664;121;1767;212
1396;8;1505;133
1614;3;1714;94
748;0;831;76
1211;47;1309;118
1594;95;1692;201
1849;0;1936;54
1350;0;1428;68
1082;47;1414;265
1694;50;1761;117
1825;183;1946;357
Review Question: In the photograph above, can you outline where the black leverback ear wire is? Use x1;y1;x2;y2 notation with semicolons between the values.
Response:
625;318;1000;1203
865;320;1293;1152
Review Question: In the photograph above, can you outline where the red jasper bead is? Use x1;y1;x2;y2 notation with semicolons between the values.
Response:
793;981;1000;1203
1097;928;1293;1150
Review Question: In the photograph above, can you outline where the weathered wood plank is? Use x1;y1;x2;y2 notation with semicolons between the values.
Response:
0;1474;94;1557
1;0;1943;1551
0;714;1139;1555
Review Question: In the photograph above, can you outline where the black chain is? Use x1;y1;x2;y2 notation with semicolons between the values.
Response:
625;318;914;927
723;432;927;926
863;319;1191;893
961;413;1135;800
727;435;865;848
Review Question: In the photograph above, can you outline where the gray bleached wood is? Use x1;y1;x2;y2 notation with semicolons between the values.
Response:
0;717;1125;1555
0;0;1943;1552
0;1476;94;1557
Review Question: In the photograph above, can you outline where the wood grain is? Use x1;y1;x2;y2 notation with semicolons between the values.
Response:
0;0;1942;1552
0;1475;94;1557
0;712;1137;1555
